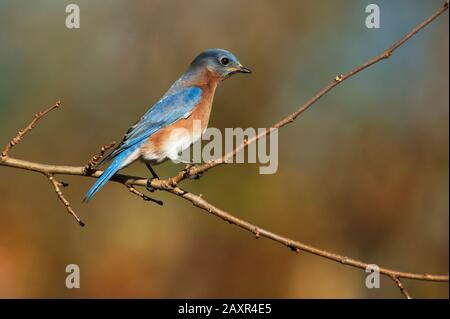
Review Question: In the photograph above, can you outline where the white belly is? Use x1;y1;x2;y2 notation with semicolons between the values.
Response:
141;127;203;164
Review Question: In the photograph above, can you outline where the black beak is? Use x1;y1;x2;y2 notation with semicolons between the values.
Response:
238;66;252;74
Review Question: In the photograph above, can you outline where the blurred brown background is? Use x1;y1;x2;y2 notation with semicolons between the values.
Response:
0;0;448;298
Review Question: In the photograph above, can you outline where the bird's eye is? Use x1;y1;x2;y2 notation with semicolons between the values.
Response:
220;57;230;66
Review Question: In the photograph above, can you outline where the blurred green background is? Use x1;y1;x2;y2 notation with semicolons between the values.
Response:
0;0;448;298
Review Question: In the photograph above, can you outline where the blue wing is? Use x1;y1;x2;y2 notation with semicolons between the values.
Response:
84;86;202;202
101;86;203;164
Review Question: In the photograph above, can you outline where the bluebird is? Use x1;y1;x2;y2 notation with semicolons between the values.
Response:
84;49;251;202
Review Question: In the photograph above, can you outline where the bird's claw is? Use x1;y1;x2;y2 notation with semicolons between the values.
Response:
183;165;203;180
146;178;158;192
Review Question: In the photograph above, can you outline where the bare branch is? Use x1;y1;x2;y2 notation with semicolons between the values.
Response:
1;155;448;284
1;100;61;159
167;185;449;283
46;174;85;227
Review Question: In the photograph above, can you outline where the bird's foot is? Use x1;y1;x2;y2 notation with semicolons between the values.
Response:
183;164;204;180
146;177;159;192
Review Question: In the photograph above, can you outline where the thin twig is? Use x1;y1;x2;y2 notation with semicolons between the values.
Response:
1;101;61;159
46;174;85;227
390;275;412;299
126;184;163;206
84;141;116;174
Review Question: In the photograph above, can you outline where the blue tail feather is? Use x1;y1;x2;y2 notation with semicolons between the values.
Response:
83;148;135;202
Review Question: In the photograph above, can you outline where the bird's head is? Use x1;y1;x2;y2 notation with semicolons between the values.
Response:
190;48;251;81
